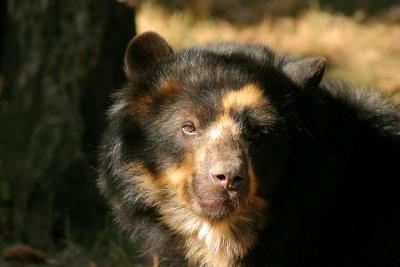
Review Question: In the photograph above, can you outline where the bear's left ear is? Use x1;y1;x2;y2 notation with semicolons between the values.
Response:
282;57;326;89
124;31;173;79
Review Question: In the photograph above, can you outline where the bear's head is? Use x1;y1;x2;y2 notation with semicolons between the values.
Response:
99;32;326;262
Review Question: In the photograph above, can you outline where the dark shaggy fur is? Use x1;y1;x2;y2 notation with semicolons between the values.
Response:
98;32;400;267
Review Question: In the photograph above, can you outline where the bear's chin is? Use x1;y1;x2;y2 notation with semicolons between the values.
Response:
195;197;237;220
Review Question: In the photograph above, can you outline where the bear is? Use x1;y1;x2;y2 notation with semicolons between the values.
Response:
97;32;400;267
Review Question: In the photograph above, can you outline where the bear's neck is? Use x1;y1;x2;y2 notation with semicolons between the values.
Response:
160;197;266;267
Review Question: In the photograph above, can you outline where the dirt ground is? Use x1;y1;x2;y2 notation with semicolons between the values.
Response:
0;244;140;267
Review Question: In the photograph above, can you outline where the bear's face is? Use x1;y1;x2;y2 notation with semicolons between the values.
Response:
114;32;325;226
124;55;279;221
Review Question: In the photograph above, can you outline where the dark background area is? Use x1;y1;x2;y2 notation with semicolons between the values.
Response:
0;0;399;266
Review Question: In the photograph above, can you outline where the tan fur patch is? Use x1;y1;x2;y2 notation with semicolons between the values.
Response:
222;83;268;113
131;94;154;114
206;83;268;143
160;155;195;205
208;115;241;140
159;79;182;97
160;155;193;187
130;79;181;115
122;161;161;207
123;155;195;208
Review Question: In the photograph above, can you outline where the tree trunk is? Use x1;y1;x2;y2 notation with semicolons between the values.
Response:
0;0;135;248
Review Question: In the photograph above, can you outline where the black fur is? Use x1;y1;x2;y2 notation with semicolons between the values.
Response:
98;34;400;266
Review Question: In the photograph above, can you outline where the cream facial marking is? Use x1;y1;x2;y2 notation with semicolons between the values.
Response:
209;128;222;140
206;115;241;142
206;83;268;142
222;83;268;113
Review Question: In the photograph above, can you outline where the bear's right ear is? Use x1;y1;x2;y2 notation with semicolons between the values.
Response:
282;57;326;89
124;31;173;79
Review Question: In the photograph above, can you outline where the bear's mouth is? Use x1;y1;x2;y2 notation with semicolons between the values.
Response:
197;198;234;207
188;172;244;220
195;197;237;219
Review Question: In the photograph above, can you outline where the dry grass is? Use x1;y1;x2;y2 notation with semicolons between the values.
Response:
136;2;400;102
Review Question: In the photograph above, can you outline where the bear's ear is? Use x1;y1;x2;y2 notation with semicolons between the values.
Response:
124;31;173;79
282;57;326;89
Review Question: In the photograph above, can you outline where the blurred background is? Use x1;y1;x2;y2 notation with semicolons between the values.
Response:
0;0;399;266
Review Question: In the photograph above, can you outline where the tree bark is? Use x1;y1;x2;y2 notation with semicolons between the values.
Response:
0;0;135;248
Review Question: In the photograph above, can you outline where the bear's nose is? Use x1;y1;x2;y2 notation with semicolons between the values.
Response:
210;159;247;191
211;173;244;190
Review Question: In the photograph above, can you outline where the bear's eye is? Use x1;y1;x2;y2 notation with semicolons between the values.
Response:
182;121;197;135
